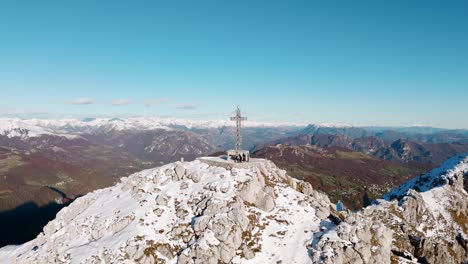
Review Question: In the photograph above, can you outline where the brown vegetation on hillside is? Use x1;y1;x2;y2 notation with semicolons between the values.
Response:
253;144;431;209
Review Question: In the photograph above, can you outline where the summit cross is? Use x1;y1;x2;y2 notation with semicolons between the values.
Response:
230;106;247;151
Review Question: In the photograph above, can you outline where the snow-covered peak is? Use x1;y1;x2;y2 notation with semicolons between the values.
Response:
0;158;331;264
315;123;354;128
384;153;468;200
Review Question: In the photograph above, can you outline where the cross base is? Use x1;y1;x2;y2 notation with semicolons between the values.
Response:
227;149;250;163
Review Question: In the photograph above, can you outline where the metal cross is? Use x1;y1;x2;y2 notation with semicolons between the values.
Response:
230;105;247;150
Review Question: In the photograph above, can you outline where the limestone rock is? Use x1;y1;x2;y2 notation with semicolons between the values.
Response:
312;154;468;264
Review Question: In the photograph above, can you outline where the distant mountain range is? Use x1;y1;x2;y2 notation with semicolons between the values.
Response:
253;133;468;165
1;117;468;245
1;118;468;211
300;124;468;144
251;131;468;209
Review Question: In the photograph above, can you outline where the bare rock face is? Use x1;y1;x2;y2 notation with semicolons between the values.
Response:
312;154;468;264
311;206;393;264
0;158;333;264
237;165;276;212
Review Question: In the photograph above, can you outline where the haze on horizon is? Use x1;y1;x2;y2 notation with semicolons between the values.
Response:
0;0;467;129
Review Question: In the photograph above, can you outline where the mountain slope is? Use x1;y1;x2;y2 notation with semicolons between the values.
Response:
0;159;332;264
0;137;152;211
312;153;468;264
252;144;430;209
0;126;218;212
85;129;218;164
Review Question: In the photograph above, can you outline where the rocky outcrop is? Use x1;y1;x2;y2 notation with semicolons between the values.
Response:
312;217;393;264
312;154;468;264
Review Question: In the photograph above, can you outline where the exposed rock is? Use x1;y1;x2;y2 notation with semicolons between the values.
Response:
174;163;186;180
191;171;201;183
155;194;169;206
312;154;468;264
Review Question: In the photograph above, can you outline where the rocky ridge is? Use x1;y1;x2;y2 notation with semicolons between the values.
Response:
312;153;468;264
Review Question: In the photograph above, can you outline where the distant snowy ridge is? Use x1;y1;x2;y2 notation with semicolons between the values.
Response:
0;119;80;139
0;117;306;138
4;117;463;140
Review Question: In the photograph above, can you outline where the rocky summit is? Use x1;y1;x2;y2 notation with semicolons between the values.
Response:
0;154;467;264
0;158;331;264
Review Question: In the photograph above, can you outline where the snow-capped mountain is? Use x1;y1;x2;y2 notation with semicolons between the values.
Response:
0;119;80;139
0;158;331;264
0;117;305;139
312;153;468;264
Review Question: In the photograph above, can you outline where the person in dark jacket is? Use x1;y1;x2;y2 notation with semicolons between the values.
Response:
242;153;246;162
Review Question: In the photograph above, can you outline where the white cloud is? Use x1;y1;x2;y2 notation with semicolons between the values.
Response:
68;98;95;105
144;98;168;107
142;99;196;110
171;104;197;110
112;99;131;106
0;105;52;118
0;105;15;113
186;112;228;117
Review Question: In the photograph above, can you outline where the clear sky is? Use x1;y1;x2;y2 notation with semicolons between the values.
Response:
0;0;467;128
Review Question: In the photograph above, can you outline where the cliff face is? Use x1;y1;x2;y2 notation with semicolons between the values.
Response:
312;154;468;264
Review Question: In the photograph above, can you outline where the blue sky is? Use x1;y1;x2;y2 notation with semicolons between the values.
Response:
0;0;467;128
